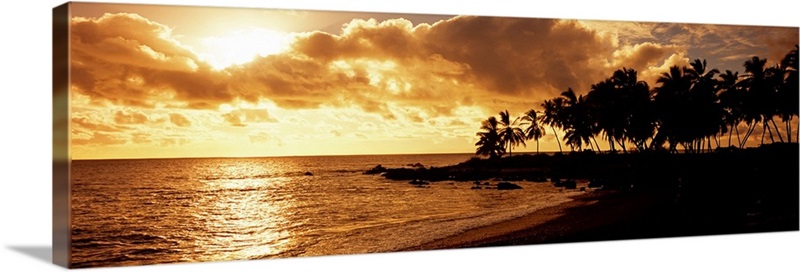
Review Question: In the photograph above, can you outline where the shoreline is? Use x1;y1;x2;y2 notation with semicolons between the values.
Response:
404;189;682;251
405;180;798;252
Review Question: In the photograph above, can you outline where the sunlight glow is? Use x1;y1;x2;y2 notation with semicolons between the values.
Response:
199;28;293;70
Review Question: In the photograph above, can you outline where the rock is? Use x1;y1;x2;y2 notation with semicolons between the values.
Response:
364;164;388;174
564;179;577;189
497;182;522;190
588;179;605;188
407;162;425;168
304;171;314;176
409;179;430;186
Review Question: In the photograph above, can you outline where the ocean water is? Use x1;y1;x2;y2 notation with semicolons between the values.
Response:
70;154;580;268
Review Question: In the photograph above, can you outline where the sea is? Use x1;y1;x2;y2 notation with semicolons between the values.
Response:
69;153;581;268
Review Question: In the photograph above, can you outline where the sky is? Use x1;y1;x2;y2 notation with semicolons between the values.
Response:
65;2;799;159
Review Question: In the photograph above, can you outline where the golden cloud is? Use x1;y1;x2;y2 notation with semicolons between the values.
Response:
70;13;232;109
114;110;149;124
169;113;191;127
70;12;798;123
222;109;278;127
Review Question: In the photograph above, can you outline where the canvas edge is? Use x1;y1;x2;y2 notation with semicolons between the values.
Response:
53;1;71;268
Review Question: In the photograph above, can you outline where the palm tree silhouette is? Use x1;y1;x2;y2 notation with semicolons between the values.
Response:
687;59;723;152
654;65;694;153
541;98;565;153
498;110;527;156
718;70;744;147
559;89;595;151
741;56;780;145
471;47;797;154
778;45;799;143
587;79;622;152
521;109;546;153
475;116;505;159
616;68;656;152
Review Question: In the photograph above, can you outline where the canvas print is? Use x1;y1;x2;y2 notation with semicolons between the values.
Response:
53;1;799;268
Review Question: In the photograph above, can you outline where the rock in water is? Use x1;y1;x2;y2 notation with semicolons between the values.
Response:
564;179;577;189
364;164;387;174
304;171;313;176
497;182;522;190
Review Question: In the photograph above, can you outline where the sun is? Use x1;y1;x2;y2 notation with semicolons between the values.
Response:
197;28;293;70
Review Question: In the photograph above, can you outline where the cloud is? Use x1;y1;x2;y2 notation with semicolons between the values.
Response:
247;131;284;145
222;108;278;127
131;132;152;144
72;132;127;146
72;116;124;132
159;137;189;147
611;42;684;71
169;113;191;127
71;12;797;121
114;110;149;124
70;13;232;109
231;16;625;117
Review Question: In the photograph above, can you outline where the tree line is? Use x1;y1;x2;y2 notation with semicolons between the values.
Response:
476;45;799;158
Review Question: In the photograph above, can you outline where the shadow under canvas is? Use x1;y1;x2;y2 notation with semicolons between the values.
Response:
8;246;53;264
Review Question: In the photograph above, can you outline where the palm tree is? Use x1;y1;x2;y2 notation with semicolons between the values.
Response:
498;110;527;156
541;98;565;153
718;70;744;147
475;116;505;159
625;79;656;152
521;109;546;153
741;56;779;146
778;45;799;143
653;65;694;152
559;89;595;151
686;59;724;152
587;79;623;152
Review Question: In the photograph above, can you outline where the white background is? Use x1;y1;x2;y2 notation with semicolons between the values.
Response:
1;0;798;271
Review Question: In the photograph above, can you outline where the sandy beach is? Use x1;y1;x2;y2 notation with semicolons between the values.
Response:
404;186;780;252
404;190;644;251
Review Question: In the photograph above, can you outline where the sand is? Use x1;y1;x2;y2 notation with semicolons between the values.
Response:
404;189;674;251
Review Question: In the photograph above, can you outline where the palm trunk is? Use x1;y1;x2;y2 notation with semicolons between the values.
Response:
760;122;767;145
536;140;540;154
735;124;743;147
742;123;756;148
708;136;713;152
770;118;784;142
608;135;615;153
787;119;792;144
727;125;734;147
765;121;775;144
551;127;563;153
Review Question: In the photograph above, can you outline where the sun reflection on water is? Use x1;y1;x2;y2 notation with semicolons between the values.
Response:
189;160;297;261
